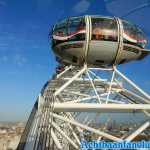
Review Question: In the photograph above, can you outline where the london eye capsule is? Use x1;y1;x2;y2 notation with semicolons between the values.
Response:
51;15;150;67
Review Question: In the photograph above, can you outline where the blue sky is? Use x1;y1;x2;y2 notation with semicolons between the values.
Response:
0;0;150;122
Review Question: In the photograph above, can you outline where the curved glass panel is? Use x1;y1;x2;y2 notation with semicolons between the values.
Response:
52;19;68;47
67;17;86;41
52;17;86;47
91;17;118;41
122;20;147;48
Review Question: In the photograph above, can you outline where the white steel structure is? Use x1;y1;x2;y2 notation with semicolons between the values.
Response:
18;15;150;150
18;65;150;150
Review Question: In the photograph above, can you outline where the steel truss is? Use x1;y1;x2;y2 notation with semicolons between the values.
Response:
18;65;150;150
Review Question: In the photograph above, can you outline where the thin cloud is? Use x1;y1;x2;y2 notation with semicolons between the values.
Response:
105;0;149;17
36;0;53;12
0;43;9;47
73;0;90;14
0;0;7;7
0;56;8;63
36;64;48;70
14;54;27;67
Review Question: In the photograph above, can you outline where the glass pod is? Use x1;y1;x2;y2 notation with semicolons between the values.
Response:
51;16;149;67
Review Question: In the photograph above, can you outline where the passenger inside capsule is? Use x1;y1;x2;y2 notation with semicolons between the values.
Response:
92;17;117;41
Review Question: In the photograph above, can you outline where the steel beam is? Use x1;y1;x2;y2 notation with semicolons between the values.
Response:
52;113;121;142
51;129;63;150
54;66;86;96
125;121;150;141
50;103;150;113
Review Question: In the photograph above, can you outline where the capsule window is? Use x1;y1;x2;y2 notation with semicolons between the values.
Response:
52;19;68;46
53;19;68;36
52;17;86;47
67;17;86;41
91;17;118;42
122;20;147;48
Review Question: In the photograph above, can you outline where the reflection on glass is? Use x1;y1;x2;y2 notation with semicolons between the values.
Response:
91;17;118;41
68;17;86;41
52;17;86;47
122;20;147;48
52;16;147;49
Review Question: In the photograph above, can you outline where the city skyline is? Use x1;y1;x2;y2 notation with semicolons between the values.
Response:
0;0;150;122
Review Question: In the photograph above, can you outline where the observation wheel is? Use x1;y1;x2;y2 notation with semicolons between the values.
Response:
18;16;150;150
